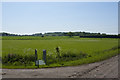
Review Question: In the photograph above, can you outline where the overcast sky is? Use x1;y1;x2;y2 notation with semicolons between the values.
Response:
2;2;118;34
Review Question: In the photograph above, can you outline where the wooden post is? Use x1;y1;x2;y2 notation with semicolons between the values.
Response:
35;49;37;61
43;50;46;64
35;49;38;66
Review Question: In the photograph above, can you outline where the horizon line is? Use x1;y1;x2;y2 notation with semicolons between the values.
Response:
0;31;118;35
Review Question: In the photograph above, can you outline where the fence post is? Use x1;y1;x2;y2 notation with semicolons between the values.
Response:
35;49;37;61
35;49;38;66
43;50;46;64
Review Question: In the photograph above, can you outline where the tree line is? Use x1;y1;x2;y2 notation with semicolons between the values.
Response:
0;32;120;38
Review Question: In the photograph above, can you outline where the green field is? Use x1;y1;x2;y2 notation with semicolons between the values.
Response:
2;36;119;68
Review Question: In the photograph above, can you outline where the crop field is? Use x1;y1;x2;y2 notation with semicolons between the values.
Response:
2;36;119;68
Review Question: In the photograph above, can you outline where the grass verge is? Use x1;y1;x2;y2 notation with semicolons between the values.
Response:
2;46;119;69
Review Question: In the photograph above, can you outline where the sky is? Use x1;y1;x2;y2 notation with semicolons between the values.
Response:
2;2;118;35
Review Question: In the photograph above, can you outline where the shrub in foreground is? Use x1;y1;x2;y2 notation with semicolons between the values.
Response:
2;53;35;66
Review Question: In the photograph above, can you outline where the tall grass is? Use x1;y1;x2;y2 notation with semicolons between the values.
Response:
2;53;35;66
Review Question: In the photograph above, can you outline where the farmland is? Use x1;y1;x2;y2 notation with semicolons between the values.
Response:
2;36;119;68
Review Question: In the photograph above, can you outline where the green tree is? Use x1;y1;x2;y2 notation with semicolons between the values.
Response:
68;32;74;37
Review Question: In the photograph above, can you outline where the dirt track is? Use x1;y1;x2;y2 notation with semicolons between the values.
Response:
2;55;119;78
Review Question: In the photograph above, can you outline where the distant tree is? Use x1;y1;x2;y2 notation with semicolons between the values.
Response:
118;34;120;36
2;32;10;36
68;32;74;37
34;33;42;36
63;33;68;36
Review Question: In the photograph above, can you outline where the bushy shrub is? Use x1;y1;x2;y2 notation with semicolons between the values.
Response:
2;53;35;66
46;51;89;65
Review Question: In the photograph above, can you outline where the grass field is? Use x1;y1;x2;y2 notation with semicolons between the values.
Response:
2;36;119;68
